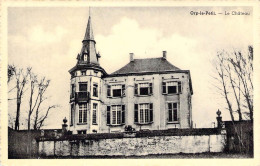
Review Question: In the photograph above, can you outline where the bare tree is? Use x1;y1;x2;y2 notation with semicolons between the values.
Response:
8;65;58;130
12;67;30;130
26;71;58;130
213;46;253;121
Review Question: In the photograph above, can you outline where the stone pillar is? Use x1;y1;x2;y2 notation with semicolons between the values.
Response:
216;109;223;128
62;117;68;135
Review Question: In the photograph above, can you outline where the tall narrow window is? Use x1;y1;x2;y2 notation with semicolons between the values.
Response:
70;104;74;125
92;103;97;125
111;105;122;125
71;84;75;98
79;103;87;123
168;102;178;122
93;83;98;97
139;104;149;123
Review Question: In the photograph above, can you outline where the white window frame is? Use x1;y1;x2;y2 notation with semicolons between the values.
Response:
163;81;181;95
111;105;122;125
79;103;87;124
108;84;125;98
168;102;179;123
92;103;98;125
135;82;153;96
139;103;150;124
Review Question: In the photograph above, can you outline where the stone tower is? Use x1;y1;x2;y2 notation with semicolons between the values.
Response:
69;14;107;134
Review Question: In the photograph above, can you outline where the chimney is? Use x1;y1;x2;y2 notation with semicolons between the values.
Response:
130;53;134;62
162;51;167;59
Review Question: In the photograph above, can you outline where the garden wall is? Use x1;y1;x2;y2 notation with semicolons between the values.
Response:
37;129;226;157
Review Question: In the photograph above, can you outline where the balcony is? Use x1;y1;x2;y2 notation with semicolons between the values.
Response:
70;92;89;103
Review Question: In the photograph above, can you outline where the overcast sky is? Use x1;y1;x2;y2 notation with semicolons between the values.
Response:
8;6;253;129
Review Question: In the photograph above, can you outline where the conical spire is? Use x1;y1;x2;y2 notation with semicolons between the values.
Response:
78;12;99;65
83;16;95;41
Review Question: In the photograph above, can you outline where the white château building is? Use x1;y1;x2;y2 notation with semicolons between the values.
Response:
69;15;193;134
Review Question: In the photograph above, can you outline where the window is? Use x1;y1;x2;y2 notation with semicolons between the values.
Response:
107;105;125;125
168;102;178;122
79;104;87;123
77;130;86;134
92;103;97;125
70;104;74;125
93;83;98;97
71;84;75;98
134;103;153;124
81;70;86;76
134;83;153;96
83;54;88;61
162;81;182;94
107;84;125;98
79;83;87;92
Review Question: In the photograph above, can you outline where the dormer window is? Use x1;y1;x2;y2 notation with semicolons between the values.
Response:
107;84;125;98
83;54;88;61
81;70;86;76
162;81;182;94
134;83;153;96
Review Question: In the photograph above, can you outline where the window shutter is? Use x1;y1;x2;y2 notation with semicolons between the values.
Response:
134;84;138;95
122;105;125;124
134;104;138;123
162;82;166;94
150;103;153;122
107;106;111;125
178;81;182;94
122;84;126;96
107;85;111;97
149;83;153;95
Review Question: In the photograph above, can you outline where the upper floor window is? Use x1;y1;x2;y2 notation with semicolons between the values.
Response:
162;81;182;94
134;83;153;96
79;82;87;92
71;84;75;98
134;103;153;124
79;103;87;124
93;83;98;97
107;84;125;98
107;105;125;125
92;103;98;125
168;102;178;122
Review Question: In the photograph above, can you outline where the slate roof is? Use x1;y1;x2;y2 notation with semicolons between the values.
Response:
111;58;181;75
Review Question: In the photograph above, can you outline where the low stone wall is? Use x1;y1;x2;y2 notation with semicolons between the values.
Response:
38;129;226;157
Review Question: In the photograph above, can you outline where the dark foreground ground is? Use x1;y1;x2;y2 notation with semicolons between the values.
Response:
35;152;253;159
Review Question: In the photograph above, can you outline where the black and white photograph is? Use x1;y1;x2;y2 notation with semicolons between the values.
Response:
1;1;259;165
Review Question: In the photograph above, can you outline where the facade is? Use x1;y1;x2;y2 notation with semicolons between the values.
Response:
69;15;193;134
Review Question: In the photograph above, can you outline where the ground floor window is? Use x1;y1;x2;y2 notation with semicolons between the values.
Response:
107;105;125;125
134;103;153;124
79;103;87;123
168;102;178;122
77;130;86;134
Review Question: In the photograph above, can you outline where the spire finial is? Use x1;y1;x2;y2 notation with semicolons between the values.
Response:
89;7;91;17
